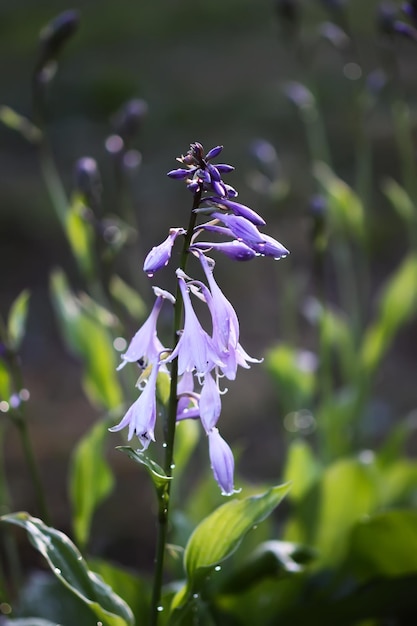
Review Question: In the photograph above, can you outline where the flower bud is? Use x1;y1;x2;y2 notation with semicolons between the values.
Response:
74;157;102;207
36;10;80;77
112;99;148;143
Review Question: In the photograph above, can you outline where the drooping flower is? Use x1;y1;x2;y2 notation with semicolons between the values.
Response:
117;288;173;370
191;240;256;262
199;372;222;432
208;427;239;496
143;228;185;276
109;363;159;448
196;252;239;354
166;271;224;376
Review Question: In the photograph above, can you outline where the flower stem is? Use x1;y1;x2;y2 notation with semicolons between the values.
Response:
149;190;201;626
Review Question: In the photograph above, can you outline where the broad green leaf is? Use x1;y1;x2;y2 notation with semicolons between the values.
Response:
361;254;417;374
314;162;364;240
69;418;115;548
314;457;377;566
1;512;134;626
383;177;415;223
0;105;42;143
183;483;291;590
350;510;417;578
219;540;313;594
89;559;150;625
65;194;96;280
7;290;30;351
109;275;146;320
117;446;172;494
50;270;122;409
377;459;417;507
265;343;316;413
283;439;321;501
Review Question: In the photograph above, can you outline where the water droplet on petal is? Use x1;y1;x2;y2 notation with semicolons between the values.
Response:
146;272;154;278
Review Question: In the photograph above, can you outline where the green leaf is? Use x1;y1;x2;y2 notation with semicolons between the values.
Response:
69;418;115;549
314;162;364;240
314;457;377;566
265;343;316;413
7;290;30;351
382;177;415;224
220;540;313;594
0;105;42;143
350;510;417;578
65;194;96;280
50;270;123;409
183;483;291;592
1;512;134;626
0;360;11;400
283;439;321;501
117;446;172;494
109;275;146;320
361;254;417;374
89;559;150;625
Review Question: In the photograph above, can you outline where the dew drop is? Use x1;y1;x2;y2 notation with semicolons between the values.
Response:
214;565;221;572
170;463;176;469
162;442;167;448
146;272;154;278
252;525;258;531
54;567;61;575
157;606;164;612
192;593;199;599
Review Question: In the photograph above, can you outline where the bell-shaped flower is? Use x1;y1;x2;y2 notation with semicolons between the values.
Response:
206;196;266;226
109;362;159;449
199;372;222;432
143;228;185;276
211;212;265;249
191;240;256;262
197;252;239;354
176;371;200;420
208;427;239;496
220;341;263;381
166;272;224;376
250;233;290;260
117;288;173;371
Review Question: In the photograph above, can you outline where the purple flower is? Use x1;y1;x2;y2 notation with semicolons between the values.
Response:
167;143;234;197
205;196;266;226
109;363;159;448
191;240;256;262
176;371;200;420
197;252;239;354
117;289;173;371
208;428;239;496
166;272;224;376
211;212;265;248
251;233;290;259
143;228;185;276
199;372;222;432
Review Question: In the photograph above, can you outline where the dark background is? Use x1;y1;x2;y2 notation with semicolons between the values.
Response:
1;0;416;571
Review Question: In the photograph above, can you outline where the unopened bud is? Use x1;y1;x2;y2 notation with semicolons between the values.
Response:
36;10;80;75
112;99;148;142
74;157;102;207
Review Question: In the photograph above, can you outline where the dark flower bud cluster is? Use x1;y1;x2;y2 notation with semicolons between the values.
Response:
111;143;289;495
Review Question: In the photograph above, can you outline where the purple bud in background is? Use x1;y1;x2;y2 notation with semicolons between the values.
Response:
112;99;148;142
36;9;80;76
74;157;102;207
143;228;185;276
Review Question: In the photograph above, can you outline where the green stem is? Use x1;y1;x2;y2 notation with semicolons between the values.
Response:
149;191;201;626
12;412;51;525
8;356;51;524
